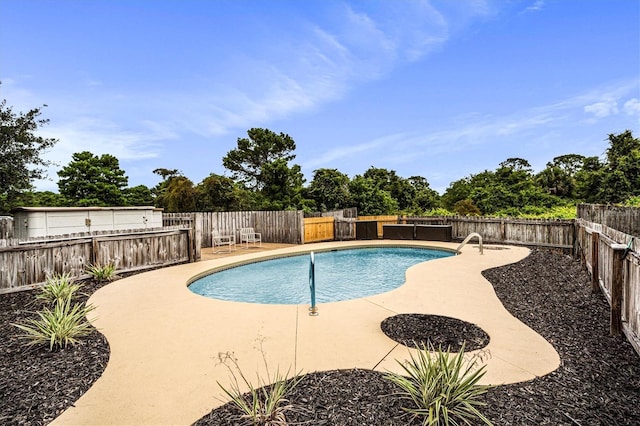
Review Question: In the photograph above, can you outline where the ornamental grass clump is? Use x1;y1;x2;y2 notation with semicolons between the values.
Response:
86;262;117;282
216;346;304;425
385;343;493;426
13;298;96;352
36;273;82;305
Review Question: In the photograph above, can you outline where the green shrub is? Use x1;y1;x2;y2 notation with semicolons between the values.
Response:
385;343;493;426
217;348;304;425
36;273;82;305
423;207;455;216
86;262;117;282
453;199;482;216
625;196;640;207
13;299;96;352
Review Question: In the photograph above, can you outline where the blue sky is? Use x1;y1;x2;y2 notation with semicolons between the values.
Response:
1;0;639;194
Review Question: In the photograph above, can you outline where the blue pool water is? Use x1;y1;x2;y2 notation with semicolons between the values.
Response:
188;247;453;304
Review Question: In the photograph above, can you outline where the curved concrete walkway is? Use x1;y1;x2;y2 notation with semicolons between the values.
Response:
53;241;560;425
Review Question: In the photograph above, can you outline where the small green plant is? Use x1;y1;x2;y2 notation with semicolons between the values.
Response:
385;343;493;426
36;273;82;305
216;340;304;425
86;262;117;282
13;299;96;352
625;196;640;207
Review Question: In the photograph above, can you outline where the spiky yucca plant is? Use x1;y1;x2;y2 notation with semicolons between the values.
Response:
13;299;96;352
385;343;493;426
86;262;117;282
36;273;82;305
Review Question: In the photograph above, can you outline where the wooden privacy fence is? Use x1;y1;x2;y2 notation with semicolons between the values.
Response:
166;210;306;248
578;204;640;237
576;218;640;355
303;217;357;243
304;217;335;243
400;216;575;249
0;227;193;293
302;214;576;248
304;209;357;242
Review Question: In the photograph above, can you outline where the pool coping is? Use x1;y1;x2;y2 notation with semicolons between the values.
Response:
52;240;560;426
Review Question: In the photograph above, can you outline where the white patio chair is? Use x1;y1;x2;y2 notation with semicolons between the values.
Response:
212;230;236;253
239;227;261;248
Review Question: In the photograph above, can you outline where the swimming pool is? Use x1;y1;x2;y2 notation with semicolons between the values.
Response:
188;247;453;304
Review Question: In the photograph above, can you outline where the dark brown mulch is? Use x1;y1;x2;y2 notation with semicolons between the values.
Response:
2;249;640;425
0;279;110;426
381;313;490;351
480;249;640;425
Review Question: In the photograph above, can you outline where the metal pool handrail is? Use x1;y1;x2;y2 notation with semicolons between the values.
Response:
456;232;484;255
309;251;318;316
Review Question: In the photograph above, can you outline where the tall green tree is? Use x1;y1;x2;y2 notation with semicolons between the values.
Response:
363;167;414;211
536;154;585;198
124;185;155;206
360;167;439;213
408;176;440;213
259;158;305;210
0;99;58;213
151;168;181;209
196;173;256;211
223;128;296;190
348;174;398;215
575;156;605;203
599;130;640;203
57;151;129;206
155;175;197;212
306;168;352;211
222;128;306;209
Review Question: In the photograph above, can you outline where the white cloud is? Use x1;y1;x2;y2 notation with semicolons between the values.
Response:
523;0;545;13
623;98;640;116
584;98;619;118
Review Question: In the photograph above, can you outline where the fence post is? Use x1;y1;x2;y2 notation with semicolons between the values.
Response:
591;231;600;293
91;237;99;266
193;212;202;261
610;244;627;336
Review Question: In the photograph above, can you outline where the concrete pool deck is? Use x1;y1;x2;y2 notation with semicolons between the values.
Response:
52;240;560;425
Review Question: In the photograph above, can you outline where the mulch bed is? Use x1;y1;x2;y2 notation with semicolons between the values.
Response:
381;313;490;351
0;280;110;426
2;249;640;425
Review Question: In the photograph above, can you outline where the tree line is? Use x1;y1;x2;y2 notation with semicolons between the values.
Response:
2;98;639;217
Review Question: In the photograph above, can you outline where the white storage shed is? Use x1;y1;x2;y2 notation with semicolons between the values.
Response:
12;206;164;240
